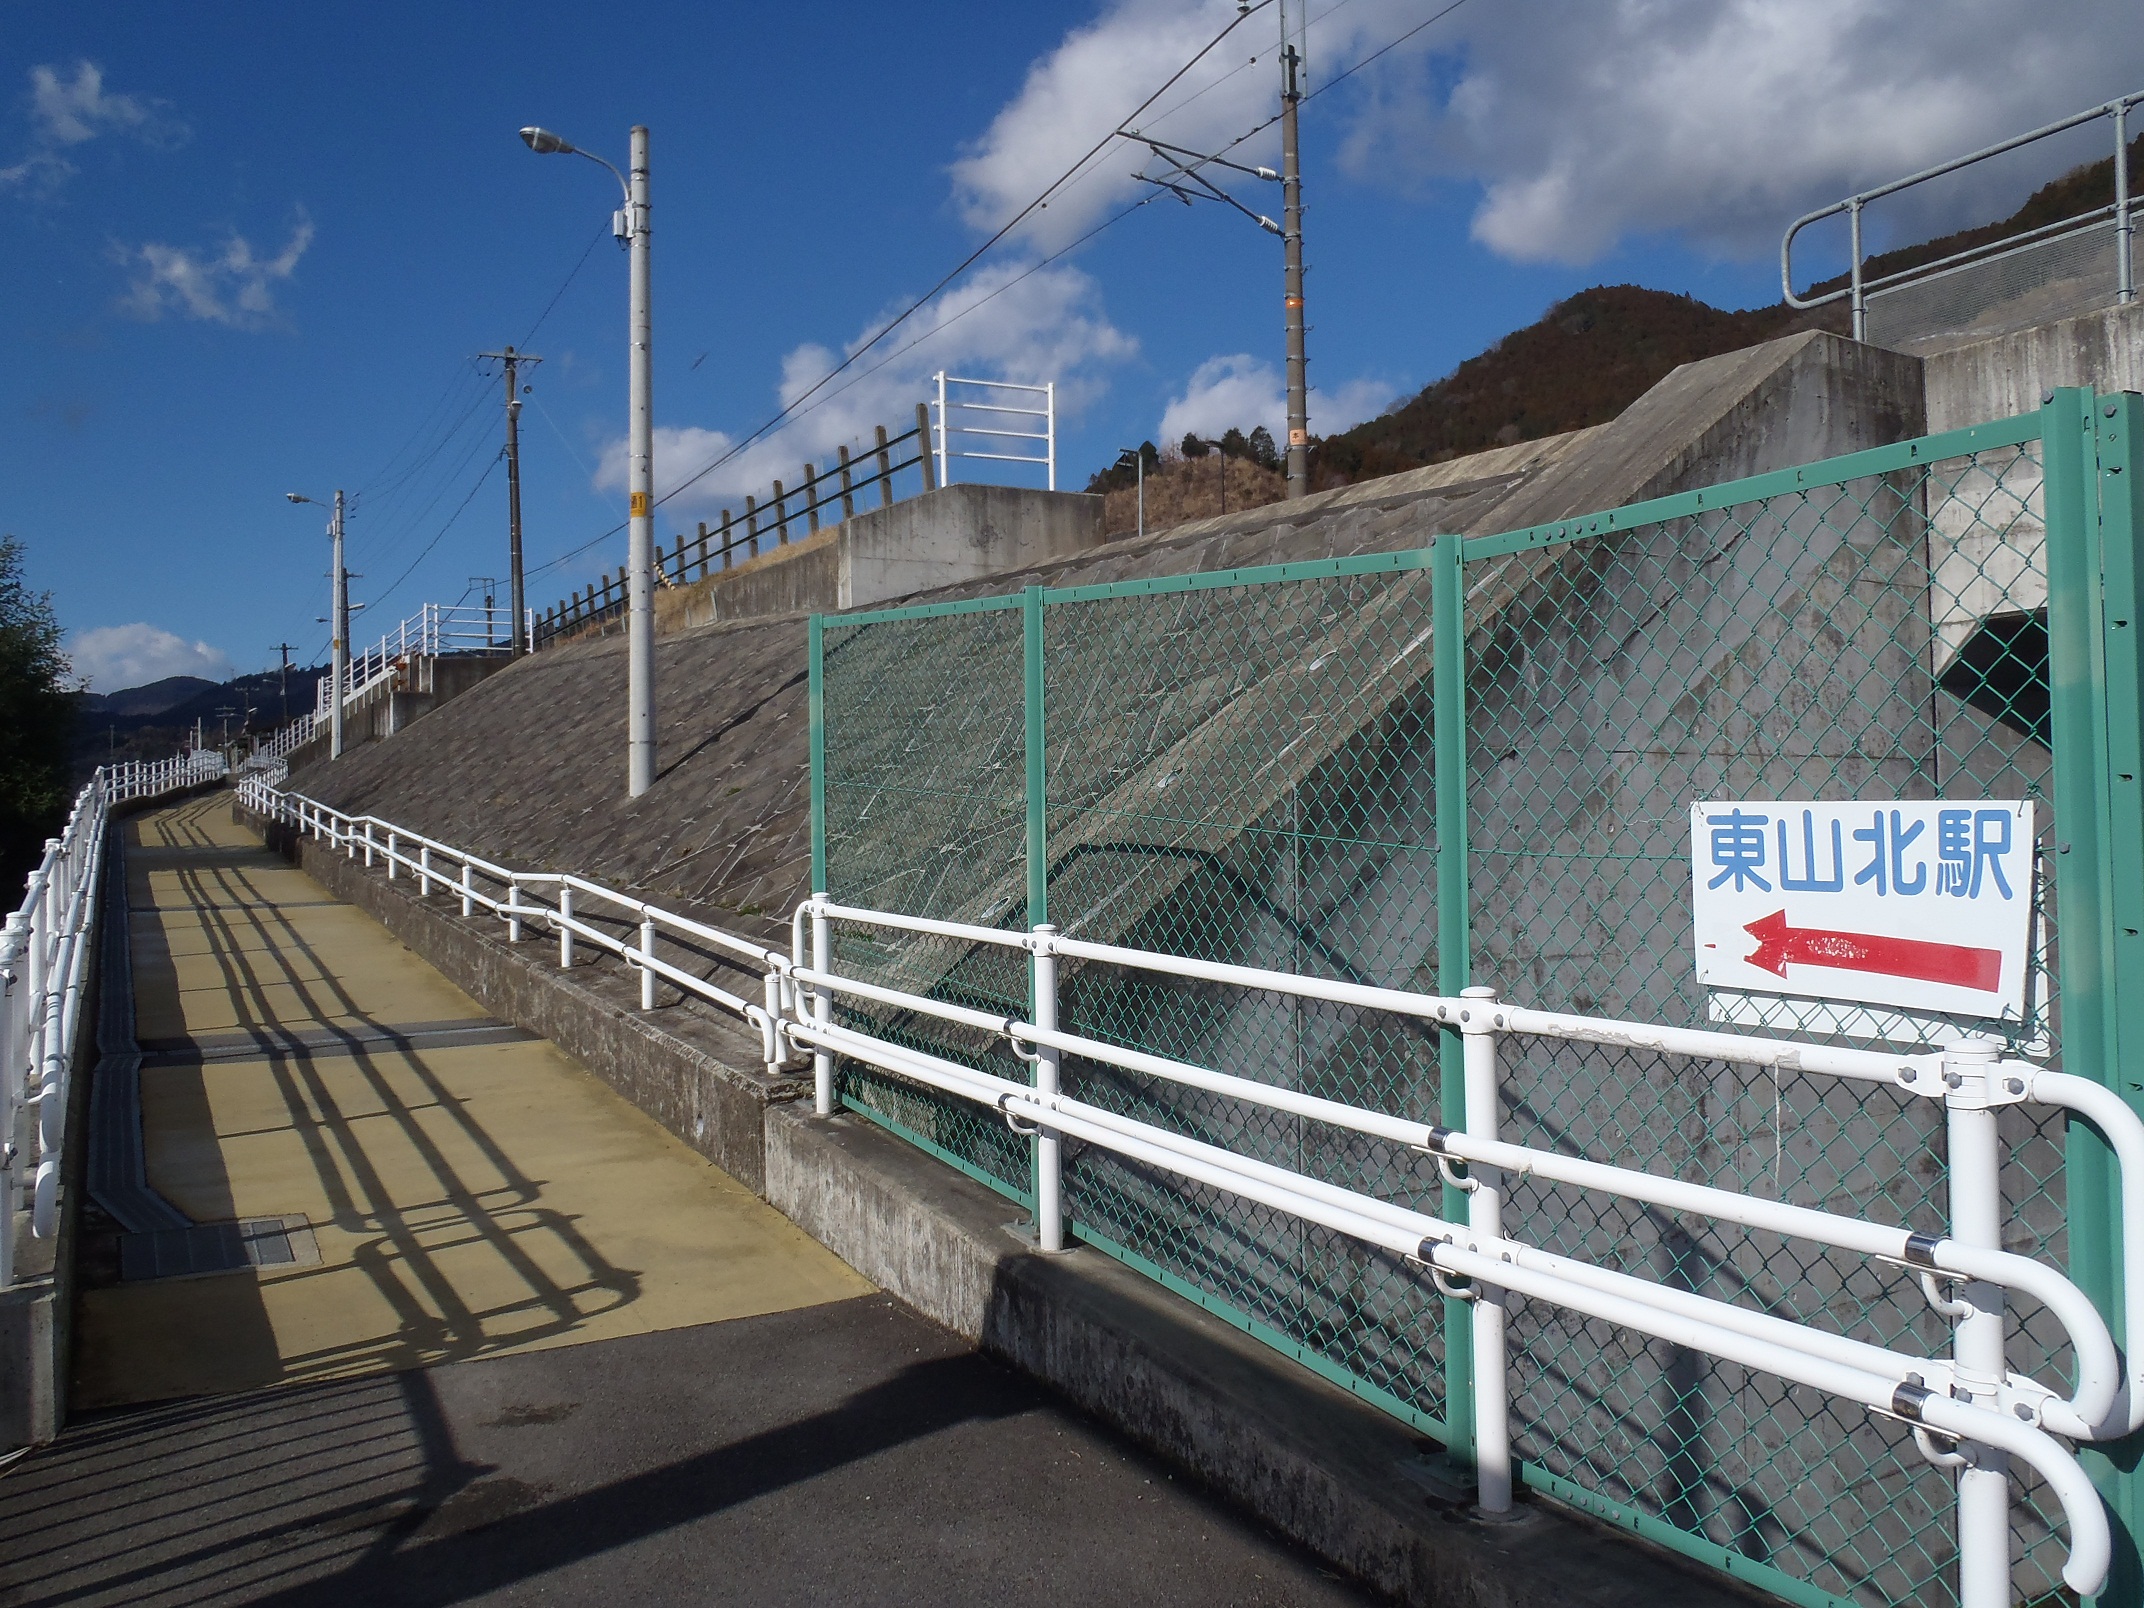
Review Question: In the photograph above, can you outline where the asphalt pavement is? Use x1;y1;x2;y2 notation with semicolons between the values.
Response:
1;1295;1384;1607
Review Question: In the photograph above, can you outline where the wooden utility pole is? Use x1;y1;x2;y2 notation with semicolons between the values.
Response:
1279;36;1308;497
272;642;296;724
480;345;543;655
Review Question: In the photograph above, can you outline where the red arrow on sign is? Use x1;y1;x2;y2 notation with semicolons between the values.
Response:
1741;910;2002;993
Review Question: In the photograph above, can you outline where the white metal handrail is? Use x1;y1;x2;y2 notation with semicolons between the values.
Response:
239;712;317;772
236;776;2135;1601
1784;90;2142;340
1;750;226;1291
318;601;531;721
930;372;1057;491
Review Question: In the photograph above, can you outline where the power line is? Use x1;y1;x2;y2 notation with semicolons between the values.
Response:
1308;0;1472;101
366;452;505;616
645;3;1273;515
523;191;1167;583
522;218;610;347
525;0;1472;585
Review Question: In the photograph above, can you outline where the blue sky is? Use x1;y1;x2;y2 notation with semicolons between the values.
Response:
4;1;2139;690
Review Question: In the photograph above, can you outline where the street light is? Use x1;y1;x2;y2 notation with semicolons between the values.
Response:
1114;446;1146;539
522;122;657;797
287;490;347;760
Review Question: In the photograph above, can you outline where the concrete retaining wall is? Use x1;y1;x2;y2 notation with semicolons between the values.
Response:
655;483;1105;633
1920;300;2144;432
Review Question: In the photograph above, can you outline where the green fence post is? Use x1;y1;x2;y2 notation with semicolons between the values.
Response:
1023;584;1049;1229
2046;386;2140;1604
1432;532;1474;1468
2093;390;2144;1605
1024;585;1048;930
809;612;827;895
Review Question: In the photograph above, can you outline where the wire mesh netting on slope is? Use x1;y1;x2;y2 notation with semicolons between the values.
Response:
816;415;2077;1607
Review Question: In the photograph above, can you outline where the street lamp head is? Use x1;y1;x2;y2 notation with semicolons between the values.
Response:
520;126;575;155
286;493;309;505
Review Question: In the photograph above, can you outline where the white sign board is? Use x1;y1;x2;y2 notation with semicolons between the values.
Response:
1691;799;2034;1022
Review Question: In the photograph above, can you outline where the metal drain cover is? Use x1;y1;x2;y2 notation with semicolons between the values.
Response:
119;1214;321;1282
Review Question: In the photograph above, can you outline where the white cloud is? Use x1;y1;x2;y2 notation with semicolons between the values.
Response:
0;61;181;193
1159;354;1280;445
118;214;314;327
70;623;231;692
1314;374;1399;437
596;259;1137;517
1158;353;1396;446
959;0;2144;268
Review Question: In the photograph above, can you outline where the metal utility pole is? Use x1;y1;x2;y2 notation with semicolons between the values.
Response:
1280;38;1308;498
273;642;294;724
478;346;542;655
288;490;348;757
626;125;655;796
520;119;656;796
1116;446;1146;539
331;490;348;759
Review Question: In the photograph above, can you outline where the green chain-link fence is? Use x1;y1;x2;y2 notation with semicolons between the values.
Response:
812;392;2144;1607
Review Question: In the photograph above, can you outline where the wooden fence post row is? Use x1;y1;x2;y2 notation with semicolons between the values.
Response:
538;412;942;627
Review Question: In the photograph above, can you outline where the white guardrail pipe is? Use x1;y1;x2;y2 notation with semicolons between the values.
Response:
3;751;226;1291
240;780;2141;1601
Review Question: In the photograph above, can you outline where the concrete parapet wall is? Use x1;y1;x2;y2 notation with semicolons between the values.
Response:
1921;300;2144;433
655;483;1105;633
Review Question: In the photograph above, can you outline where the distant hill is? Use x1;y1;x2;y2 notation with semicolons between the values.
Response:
79;675;219;719
1309;287;1846;485
74;664;326;780
1308;133;2141;488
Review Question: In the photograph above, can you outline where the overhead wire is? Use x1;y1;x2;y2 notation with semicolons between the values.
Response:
528;0;1471;585
285;214;611;659
365;452;505;616
639;2;1274;513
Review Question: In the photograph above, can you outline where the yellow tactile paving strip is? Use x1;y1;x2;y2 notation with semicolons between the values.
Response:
76;795;868;1407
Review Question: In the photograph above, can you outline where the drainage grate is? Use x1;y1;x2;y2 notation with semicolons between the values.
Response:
119;1215;321;1282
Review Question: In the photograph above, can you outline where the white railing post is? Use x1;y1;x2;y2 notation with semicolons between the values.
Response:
459;861;473;918
812;902;833;1116
363;821;375;868
419;845;433;898
1461;983;1512;1515
506;880;524;942
1031;922;1064;1251
387;831;398;880
1947;1037;2010;1608
639;916;656;1010
558;884;575;967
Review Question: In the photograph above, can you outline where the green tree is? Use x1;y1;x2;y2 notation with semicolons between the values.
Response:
1218;426;1250;460
1180;432;1210;459
0;536;76;905
1247;425;1280;471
